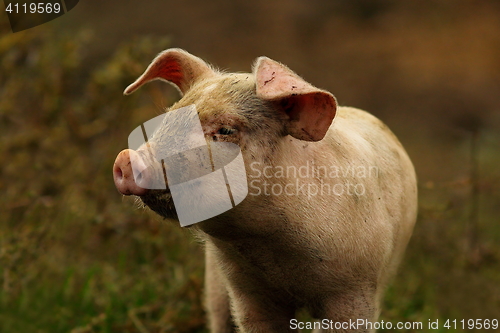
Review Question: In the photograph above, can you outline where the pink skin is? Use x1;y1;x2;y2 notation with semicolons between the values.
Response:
113;149;150;196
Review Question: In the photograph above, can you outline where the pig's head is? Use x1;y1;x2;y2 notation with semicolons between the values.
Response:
113;48;337;223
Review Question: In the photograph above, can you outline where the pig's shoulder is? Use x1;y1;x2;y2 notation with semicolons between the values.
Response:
331;106;401;144
335;106;386;128
316;106;409;166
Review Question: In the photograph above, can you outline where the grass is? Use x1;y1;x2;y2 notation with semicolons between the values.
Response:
0;20;499;332
0;24;206;332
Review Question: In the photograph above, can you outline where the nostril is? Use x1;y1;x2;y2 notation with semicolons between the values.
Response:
114;165;123;180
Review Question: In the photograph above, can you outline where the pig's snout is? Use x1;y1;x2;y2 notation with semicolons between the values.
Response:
113;149;150;196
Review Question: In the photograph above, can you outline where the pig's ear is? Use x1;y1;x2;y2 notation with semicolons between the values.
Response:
254;57;337;141
124;48;215;95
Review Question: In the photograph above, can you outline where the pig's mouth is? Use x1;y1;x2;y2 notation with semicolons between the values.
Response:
139;190;178;220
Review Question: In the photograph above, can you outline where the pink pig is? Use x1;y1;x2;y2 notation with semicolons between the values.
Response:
113;49;417;333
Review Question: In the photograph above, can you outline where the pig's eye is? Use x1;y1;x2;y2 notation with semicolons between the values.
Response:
218;127;235;135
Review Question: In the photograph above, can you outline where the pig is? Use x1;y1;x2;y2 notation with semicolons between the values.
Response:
113;48;418;333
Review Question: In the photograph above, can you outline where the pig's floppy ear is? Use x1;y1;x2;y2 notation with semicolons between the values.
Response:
254;57;337;141
124;48;215;95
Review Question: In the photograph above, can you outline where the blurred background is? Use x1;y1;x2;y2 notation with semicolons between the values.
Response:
1;0;499;332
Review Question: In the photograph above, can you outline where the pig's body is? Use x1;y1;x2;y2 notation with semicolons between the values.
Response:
113;49;417;333
200;106;416;333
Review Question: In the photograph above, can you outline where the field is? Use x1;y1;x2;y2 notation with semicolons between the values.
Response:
1;1;499;332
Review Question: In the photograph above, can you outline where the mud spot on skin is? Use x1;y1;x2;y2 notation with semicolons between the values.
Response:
263;72;276;85
301;128;315;141
353;193;360;204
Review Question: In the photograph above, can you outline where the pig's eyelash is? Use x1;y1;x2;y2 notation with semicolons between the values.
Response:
218;127;235;135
